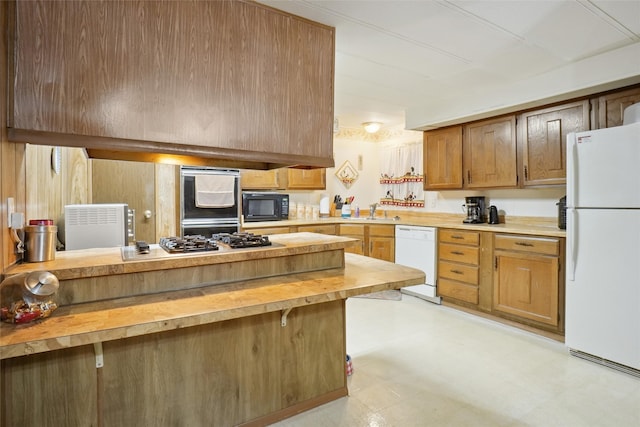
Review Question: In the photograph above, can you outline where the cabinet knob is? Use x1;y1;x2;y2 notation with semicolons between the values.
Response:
144;210;152;220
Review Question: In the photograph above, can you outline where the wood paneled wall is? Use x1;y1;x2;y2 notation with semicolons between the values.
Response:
0;0;27;272
25;145;90;227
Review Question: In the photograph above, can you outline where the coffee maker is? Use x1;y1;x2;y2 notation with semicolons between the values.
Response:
463;196;486;224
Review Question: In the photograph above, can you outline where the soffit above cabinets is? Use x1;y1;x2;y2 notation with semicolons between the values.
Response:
259;0;640;132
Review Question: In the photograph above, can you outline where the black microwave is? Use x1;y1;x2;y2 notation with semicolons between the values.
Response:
242;192;289;222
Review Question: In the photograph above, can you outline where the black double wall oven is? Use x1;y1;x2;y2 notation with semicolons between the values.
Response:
180;166;241;237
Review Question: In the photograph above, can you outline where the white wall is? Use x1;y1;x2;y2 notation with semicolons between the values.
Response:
289;126;565;219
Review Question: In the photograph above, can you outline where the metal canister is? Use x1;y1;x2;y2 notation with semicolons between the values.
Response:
24;224;57;262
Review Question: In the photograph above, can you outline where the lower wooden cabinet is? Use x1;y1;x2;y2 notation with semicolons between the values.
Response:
437;229;481;305
244;225;293;235
338;224;365;255
493;234;563;330
296;224;337;235
338;223;394;261
367;225;395;262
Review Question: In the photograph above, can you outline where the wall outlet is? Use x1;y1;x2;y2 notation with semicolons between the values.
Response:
7;197;14;228
427;192;437;209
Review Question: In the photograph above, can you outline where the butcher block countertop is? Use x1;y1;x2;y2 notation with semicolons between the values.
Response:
243;213;566;238
0;235;425;360
3;232;358;281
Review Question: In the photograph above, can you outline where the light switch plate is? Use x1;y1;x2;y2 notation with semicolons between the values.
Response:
7;197;14;228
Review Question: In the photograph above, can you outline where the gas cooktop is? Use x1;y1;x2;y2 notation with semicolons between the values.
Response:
121;233;274;261
211;232;272;249
159;235;219;253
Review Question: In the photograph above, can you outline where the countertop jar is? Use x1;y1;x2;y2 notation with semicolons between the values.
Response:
0;271;59;324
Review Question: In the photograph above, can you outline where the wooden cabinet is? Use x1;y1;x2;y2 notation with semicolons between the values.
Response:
241;168;326;190
437;229;481;305
339;224;365;256
296;224;336;235
493;234;563;330
338;223;394;260
243;226;292;235
367;225;395;262
240;169;288;190
287;168;326;190
519;100;590;186
11;0;335;169
423;126;463;190
463;116;518;189
91;160;179;243
596;86;640;128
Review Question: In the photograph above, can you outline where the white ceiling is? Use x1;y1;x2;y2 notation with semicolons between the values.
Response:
258;0;640;132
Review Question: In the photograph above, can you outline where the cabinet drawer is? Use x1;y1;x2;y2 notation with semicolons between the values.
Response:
438;260;479;285
494;235;559;256
368;224;394;237
297;224;336;235
438;278;478;304
339;224;365;236
439;229;480;246
244;226;291;235
439;243;479;265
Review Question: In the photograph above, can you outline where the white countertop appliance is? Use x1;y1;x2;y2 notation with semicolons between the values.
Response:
565;116;640;376
64;203;134;250
395;225;440;304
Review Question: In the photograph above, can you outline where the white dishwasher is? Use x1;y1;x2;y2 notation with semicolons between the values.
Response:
395;225;440;304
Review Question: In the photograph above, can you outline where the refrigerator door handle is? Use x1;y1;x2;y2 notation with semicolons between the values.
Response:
567;207;577;281
567;133;577;207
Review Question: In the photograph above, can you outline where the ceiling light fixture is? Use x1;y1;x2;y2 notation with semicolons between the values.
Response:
362;122;382;133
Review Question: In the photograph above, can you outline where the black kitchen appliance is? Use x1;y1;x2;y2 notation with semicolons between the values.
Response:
463;196;486;224
488;205;499;224
242;192;289;222
557;196;567;230
180;166;241;237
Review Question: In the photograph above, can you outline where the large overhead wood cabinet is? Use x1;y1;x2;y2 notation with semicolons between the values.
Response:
518;100;590;187
241;168;326;190
463;116;518;189
596;86;640;128
423;126;463;190
10;0;335;169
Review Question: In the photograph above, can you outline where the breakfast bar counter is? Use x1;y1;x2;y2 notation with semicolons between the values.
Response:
0;233;424;427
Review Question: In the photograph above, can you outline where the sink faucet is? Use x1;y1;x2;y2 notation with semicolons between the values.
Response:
369;203;377;219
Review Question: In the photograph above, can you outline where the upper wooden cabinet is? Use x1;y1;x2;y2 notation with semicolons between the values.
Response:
241;169;288;190
240;168;326;190
596;86;640;129
423;126;463;190
10;0;335;169
287;169;326;190
463;116;518;189
519;100;589;187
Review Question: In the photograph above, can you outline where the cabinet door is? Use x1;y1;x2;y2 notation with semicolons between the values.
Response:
463;116;517;188
297;224;336;235
287;169;326;190
369;236;394;262
423;126;463;190
597;86;640;128
339;224;364;255
240;169;287;190
519;100;589;186
493;251;559;326
12;1;334;167
92;160;156;243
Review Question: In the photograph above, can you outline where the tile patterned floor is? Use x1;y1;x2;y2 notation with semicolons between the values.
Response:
271;295;640;426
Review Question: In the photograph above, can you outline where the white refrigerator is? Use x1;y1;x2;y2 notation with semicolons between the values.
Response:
565;120;640;375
